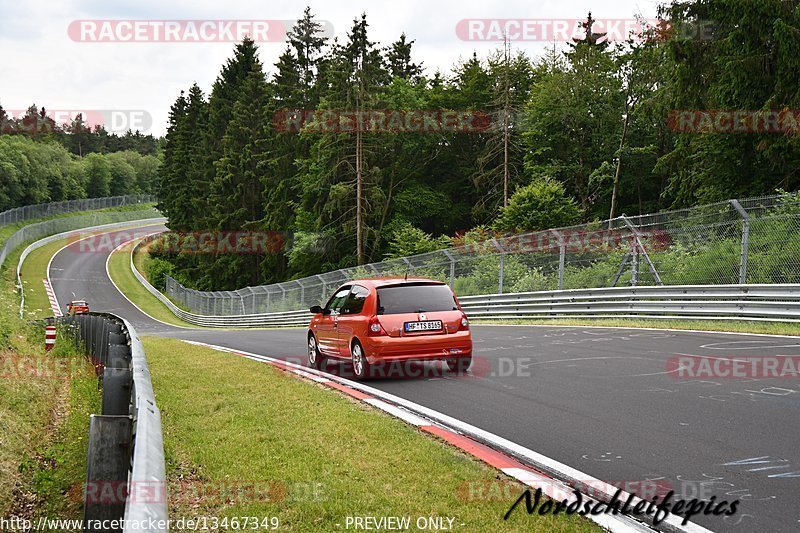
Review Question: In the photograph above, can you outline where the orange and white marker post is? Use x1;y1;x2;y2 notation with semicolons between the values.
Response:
45;325;56;352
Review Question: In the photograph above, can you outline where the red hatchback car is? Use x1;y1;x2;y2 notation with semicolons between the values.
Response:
307;278;473;380
67;300;90;315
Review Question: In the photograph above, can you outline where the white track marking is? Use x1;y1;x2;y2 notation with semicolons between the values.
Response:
699;340;800;350
362;398;429;426
474;323;800;339
185;340;712;533
104;235;197;329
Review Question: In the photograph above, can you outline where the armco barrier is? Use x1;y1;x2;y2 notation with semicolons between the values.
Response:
16;216;166;317
131;235;800;326
160;193;800;315
131;236;309;327
456;284;800;322
48;313;167;533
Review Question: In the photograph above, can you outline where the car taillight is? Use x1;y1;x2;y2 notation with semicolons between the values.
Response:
368;316;387;336
460;313;469;331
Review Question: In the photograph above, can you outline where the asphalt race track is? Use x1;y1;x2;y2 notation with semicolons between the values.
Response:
49;227;800;532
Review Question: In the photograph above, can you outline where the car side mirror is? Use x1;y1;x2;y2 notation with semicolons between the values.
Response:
310;305;323;314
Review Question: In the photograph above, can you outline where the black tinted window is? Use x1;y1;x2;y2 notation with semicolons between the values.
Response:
377;284;457;315
325;287;351;312
342;285;370;314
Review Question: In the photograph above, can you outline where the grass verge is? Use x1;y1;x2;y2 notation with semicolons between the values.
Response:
19;221;166;321
0;205;149;520
143;337;600;532
475;317;800;336
0;202;157;246
0;298;98;522
106;237;196;328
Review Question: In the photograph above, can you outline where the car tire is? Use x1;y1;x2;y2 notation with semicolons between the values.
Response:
447;355;472;374
351;340;371;380
308;334;325;370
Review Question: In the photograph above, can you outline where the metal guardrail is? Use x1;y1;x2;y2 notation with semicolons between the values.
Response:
133;232;800;327
16;217;166;318
131;237;309;328
161;193;800;315
48;313;167;532
457;284;800;322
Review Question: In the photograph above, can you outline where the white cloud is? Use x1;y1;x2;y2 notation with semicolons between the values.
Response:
0;0;660;136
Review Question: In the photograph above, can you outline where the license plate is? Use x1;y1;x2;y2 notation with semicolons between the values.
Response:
404;320;442;332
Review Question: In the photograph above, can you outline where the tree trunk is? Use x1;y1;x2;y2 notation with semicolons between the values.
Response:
502;38;511;208
608;111;630;225
356;121;363;265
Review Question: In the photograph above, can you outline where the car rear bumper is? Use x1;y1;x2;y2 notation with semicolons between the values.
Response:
362;331;472;364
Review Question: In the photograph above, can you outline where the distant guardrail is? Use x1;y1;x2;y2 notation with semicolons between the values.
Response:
159;193;800;316
15;216;166;318
130;235;800;327
48;313;167;532
456;284;800;322
131;236;309;328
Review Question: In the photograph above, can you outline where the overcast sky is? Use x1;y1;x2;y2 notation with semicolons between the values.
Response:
0;0;661;136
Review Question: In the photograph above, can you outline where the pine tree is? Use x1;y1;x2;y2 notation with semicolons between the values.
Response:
386;34;422;80
158;91;187;227
208;69;272;288
473;40;534;217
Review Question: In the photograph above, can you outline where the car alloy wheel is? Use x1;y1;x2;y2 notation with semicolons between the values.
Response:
351;341;370;380
308;335;324;370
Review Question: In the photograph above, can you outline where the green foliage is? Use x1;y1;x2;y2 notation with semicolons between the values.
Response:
145;257;177;290
658;0;800;205
153;6;800;295
494;177;581;232
83;153;111;197
385;222;451;258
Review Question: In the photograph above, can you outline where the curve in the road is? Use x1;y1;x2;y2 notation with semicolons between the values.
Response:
47;226;800;533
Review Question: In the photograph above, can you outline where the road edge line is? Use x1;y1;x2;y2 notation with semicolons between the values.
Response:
183;340;715;533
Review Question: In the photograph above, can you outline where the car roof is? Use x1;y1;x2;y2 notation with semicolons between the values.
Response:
346;277;447;289
70;300;87;304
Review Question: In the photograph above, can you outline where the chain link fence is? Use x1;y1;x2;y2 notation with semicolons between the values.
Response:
0;206;161;269
0;194;157;228
161;193;800;316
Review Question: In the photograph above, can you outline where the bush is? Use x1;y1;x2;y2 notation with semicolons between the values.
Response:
494;177;581;233
145;257;176;290
385;222;451;259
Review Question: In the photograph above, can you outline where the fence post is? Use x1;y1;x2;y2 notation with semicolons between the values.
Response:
442;250;456;288
491;239;505;294
730;199;750;284
550;230;565;290
316;275;327;302
296;280;305;308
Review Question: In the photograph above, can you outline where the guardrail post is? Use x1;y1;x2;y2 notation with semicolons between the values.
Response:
730;199;750;284
83;414;132;532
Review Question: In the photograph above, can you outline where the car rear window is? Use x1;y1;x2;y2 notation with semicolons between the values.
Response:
377;283;457;315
